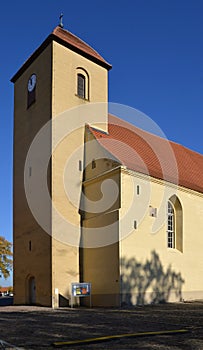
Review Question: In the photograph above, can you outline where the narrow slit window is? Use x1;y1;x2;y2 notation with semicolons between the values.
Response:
92;159;96;169
79;160;82;171
137;185;140;195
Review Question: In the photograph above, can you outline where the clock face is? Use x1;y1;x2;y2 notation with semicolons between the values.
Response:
28;74;37;92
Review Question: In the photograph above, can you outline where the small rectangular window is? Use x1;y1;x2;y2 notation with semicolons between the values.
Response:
92;159;96;169
134;220;137;229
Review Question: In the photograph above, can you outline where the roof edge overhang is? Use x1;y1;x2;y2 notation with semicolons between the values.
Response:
89;123;203;196
11;33;112;83
121;166;203;196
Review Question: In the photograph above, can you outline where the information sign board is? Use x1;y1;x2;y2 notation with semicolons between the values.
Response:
71;282;91;307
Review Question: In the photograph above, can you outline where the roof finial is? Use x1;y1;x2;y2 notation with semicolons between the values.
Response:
59;13;64;28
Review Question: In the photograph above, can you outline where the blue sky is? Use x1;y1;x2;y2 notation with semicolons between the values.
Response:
0;0;203;286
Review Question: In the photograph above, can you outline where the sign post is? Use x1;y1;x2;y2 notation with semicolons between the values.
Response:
71;282;91;308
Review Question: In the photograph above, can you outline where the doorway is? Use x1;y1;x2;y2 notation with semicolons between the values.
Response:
28;276;36;305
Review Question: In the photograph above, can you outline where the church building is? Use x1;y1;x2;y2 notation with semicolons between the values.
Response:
12;23;203;307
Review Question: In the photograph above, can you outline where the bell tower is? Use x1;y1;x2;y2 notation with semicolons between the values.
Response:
12;24;111;306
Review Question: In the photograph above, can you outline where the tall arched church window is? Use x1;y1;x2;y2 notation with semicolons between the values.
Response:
167;201;175;248
167;195;183;252
76;68;89;100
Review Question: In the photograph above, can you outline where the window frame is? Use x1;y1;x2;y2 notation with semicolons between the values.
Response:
77;73;86;99
167;201;175;249
76;67;89;100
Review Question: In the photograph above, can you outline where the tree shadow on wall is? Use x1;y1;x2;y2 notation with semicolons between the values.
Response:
121;250;185;306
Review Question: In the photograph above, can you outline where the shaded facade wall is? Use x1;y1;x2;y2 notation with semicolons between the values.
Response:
13;45;52;305
120;169;203;305
81;212;120;307
81;131;121;306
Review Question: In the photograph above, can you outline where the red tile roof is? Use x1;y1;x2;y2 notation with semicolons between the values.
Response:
52;26;112;70
11;26;111;82
0;287;10;293
89;114;203;194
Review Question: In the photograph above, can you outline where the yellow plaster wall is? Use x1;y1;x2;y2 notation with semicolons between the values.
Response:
120;169;203;305
84;128;120;181
52;42;108;131
51;42;109;305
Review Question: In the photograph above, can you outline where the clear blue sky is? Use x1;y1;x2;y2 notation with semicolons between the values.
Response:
0;0;203;286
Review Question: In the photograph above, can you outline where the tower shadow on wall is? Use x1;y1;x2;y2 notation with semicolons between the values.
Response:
121;250;185;306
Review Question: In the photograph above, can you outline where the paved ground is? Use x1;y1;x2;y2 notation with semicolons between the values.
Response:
0;302;203;349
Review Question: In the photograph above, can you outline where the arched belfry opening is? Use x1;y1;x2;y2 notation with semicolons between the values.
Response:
76;67;90;100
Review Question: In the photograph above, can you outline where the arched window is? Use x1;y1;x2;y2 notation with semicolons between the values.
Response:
167;201;175;248
77;74;85;98
76;67;89;100
167;195;183;252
